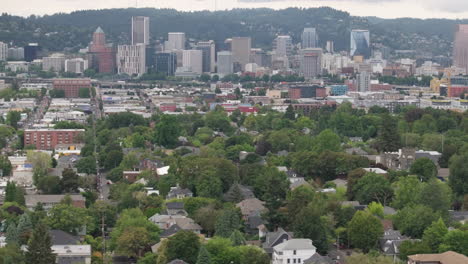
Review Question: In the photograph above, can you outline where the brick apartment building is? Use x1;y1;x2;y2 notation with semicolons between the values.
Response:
52;78;91;98
24;129;85;150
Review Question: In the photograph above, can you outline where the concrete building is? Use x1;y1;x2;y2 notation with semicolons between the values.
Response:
274;35;293;58
88;27;116;73
8;47;24;60
24;129;85;150
25;194;86;210
131;16;150;45
6;61;29;72
155;52;177;76
65;58;88;74
231;37;251;70
52;78;92;98
357;71;371;92
217;51;233;75
453;24;468;74
350;29;371;59
24;43;41;62
326;41;334;53
42;53;66;72
299;48;322;79
302;28;318;49
197;40;216;73
182;49;203;75
165;32;186;51
117;44;147;76
0;42;7;61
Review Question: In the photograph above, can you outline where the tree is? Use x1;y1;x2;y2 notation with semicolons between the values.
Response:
6;111;21;129
5;223;18;246
391;176;423;209
284;105;295;120
196;246;212;264
75;156;97;174
60;168;79;193
417;179;452;214
116;226;151;258
5;182;24;205
422;218;448;251
25;223;56;264
346;253;393;264
154;115;181;148
292;202;329;254
399;240;432;261
312;129;341;153
439;230;468;255
449;153;468;196
410;158;437;182
78;87;90;98
367;202;384;218
286;185;315;224
17;214;33;245
36;176;61;194
394;205;440;238
0;155;12;176
162;231;201;264
352;173;393;206
229;230;246;246
194;206;220;237
46;203;89;235
376;114;400;152
348;211;383;252
215;208;241;238
103;150;123;170
238;246;270;264
0;245;26;263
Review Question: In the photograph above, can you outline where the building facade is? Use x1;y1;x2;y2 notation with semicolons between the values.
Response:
217;51;233;75
65;58;88;74
182;49;203;74
274;35;293;58
52;78;92;98
302;28;318;49
357;71;371;92
0;42;7;61
117;44;147;76
88;27;116;73
8;47;24;60
350;29;371;59
453;24;468;74
299;48;322;79
231;37;251;70
155;52;177;76
166;32;186;51
24;129;85;150
131;16;150;45
24;43;41;62
197;40;216;73
42;54;66;72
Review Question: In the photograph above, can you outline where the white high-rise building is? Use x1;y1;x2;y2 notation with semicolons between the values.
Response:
0;42;8;61
117;44;147;76
132;16;150;45
165;32;186;51
357;71;371;92
8;47;24;60
197;40;216;73
182;49;203;74
231;37;251;70
273;35;293;58
217;51;233;75
302;28;318;49
65;58;88;74
42;53;66;72
299;48;322;79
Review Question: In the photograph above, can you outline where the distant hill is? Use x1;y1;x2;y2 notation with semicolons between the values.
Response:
0;7;465;57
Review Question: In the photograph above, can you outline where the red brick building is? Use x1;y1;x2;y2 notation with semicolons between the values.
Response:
52;78;91;98
159;103;177;112
88;27;116;73
24;129;85;150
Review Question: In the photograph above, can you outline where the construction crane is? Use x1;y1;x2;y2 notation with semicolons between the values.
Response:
431;68;454;96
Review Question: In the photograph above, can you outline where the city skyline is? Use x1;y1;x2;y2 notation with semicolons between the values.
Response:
4;0;468;19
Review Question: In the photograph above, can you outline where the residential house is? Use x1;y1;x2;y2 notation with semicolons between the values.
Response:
449;211;468;224
377;148;442;170
407;251;468;264
272;239;318;264
380;229;410;261
45;230;91;264
236;198;266;220
167;185;193;200
25;194;86;211
223;183;255;202
164;202;188;216
364;168;388;175
263;228;293;255
123;170;141;183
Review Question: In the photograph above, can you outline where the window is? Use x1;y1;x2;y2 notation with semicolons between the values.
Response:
287;259;290;264
293;250;297;255
298;259;301;263
293;259;296;264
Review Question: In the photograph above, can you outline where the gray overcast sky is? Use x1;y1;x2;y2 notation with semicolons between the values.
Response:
4;0;468;19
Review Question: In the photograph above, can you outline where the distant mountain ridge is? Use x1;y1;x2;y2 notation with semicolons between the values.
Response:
0;7;465;57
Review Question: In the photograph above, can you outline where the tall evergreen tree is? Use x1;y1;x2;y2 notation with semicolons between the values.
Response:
4;182;17;203
214;209;241;238
376;114;400;152
284;105;296;120
229;230;246;246
196;245;211;264
25;223;56;264
5;223;18;246
17;214;33;244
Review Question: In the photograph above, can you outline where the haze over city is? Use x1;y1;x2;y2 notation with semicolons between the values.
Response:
4;0;468;19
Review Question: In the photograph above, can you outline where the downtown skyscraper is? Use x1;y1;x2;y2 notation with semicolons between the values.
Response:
131;16;150;45
453;24;468;74
302;28;318;49
350;29;371;59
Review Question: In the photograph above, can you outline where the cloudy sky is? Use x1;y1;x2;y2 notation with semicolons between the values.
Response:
4;0;468;19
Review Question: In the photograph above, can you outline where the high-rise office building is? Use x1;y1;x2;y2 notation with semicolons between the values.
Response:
117;44;147;76
8;47;24;60
131;16;150;45
165;33;186;51
350;30;371;59
357;71;371;92
217;51;233;75
43;54;66;72
155;52;177;76
273;35;293;58
299;48;322;79
302;28;318;49
453;24;468;73
65;58;88;74
326;41;334;53
24;43;41;62
231;37;251;70
197;40;216;73
0;42;8;61
88;27;116;73
182;49;203;74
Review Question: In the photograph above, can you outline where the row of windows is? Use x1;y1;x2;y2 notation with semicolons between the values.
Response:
287;258;301;264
